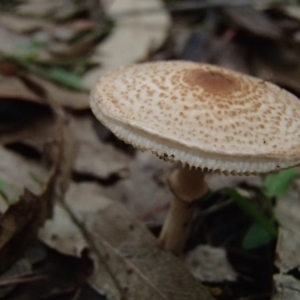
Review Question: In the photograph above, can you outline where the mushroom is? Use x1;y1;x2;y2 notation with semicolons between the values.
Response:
90;61;300;255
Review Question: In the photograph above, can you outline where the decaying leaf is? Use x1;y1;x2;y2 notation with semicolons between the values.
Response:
0;14;47;34
83;0;171;89
272;189;300;299
273;274;300;300
0;146;48;202
16;0;81;19
0;26;31;57
0;76;43;104
71;116;130;179
0;258;32;298
275;192;300;273
26;74;89;110
222;6;282;39
185;245;237;282
40;182;215;300
0;74;73;275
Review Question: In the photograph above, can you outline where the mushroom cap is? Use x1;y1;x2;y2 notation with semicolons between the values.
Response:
90;61;300;174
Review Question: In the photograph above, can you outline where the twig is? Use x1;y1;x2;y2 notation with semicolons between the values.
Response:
0;274;44;286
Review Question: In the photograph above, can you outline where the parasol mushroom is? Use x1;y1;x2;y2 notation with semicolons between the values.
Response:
90;61;300;254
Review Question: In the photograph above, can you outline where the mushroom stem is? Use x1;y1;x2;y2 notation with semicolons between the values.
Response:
159;166;208;255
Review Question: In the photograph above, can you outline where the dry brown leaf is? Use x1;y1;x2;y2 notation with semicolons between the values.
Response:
83;0;170;89
0;14;47;34
16;0;79;19
27;74;89;110
0;258;32;298
0;146;48;202
70;116;130;179
0;120;71;276
272;190;300;299
222;6;282;39
206;173;263;191
0;76;57;151
185;245;237;282
0;76;73;275
0;26;30;57
281;6;300;21
274;192;300;273
0;76;43;104
93;151;172;223
40;182;215;300
273;274;300;300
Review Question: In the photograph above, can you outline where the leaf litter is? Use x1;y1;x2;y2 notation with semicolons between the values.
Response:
1;0;300;299
40;182;214;300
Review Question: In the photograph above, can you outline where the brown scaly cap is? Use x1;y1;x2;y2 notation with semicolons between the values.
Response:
90;61;300;175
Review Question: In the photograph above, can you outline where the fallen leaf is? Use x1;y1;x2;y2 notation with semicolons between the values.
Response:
71;116;130;179
0;146;48;202
83;0;171;89
206;173;263;191
185;245;237;282
16;0;80;19
0;26;31;57
0;76;43;104
120;151;171;222
40;182;215;300
0;83;73;275
95;151;172;223
275;192;300;273
281;5;300;21
222;6;282;39
0;258;32;298
27;74;89;110
0;14;47;34
273;274;300;300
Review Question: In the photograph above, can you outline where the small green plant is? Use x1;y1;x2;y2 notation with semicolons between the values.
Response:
242;168;297;249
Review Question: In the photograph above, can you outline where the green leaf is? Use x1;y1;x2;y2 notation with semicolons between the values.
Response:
222;188;277;237
47;68;83;90
242;223;275;250
264;168;297;198
0;179;4;192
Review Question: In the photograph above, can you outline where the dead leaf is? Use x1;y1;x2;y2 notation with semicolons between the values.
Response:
281;6;300;22
0;77;73;275
206;173;263;191
275;192;300;273
16;0;80;19
40;182;215;300
185;245;237;282
0;76;43;104
222;6;282;39
0;26;31;57
0;146;48;202
70;116;130;179
120;151;171;222
83;0;171;89
26;74;89;110
91;151;172;223
0;14;46;34
273;274;300;300
0;258;32;298
0;187;52;275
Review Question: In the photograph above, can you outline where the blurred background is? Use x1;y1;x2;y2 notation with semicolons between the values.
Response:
1;0;300;299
